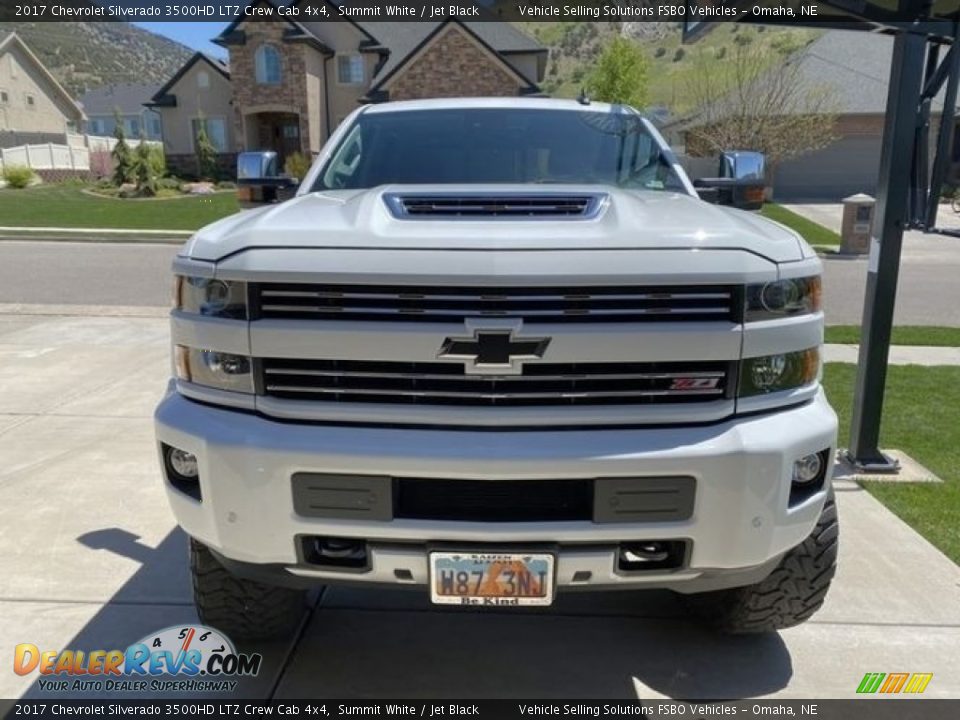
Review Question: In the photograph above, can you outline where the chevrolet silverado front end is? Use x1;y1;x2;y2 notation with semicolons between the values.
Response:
154;98;838;638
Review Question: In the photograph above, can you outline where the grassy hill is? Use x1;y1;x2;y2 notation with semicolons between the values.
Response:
0;21;195;97
523;22;820;116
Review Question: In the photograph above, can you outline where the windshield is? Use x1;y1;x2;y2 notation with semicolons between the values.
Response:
312;108;686;193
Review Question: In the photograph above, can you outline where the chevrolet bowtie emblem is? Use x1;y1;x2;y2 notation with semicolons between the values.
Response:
437;330;551;375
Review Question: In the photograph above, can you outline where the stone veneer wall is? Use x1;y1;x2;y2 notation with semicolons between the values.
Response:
228;22;312;155
388;26;524;101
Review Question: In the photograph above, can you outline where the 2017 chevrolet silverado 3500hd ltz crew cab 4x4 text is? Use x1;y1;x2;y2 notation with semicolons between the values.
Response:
155;98;838;639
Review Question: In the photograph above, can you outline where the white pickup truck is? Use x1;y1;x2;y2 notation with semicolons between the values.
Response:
155;98;838;639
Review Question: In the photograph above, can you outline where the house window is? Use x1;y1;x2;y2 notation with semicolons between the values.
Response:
337;55;364;85
197;70;210;89
255;45;281;85
147;114;162;138
26;94;35;108
191;117;227;153
0;90;8;104
88;118;103;134
123;117;140;137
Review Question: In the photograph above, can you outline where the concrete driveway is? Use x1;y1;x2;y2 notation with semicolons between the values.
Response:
1;310;959;700
785;204;960;326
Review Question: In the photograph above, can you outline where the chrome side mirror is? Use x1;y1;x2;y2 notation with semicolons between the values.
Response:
236;151;298;208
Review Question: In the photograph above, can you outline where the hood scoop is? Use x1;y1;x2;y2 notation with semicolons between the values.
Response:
383;192;608;220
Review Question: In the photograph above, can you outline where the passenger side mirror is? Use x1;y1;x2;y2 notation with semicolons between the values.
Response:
695;150;766;211
236;151;299;208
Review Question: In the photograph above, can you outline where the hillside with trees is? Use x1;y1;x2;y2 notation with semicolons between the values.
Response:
0;21;194;97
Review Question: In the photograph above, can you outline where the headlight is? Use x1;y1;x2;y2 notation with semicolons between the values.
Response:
739;348;819;397
173;276;247;319
745;276;821;321
174;346;253;394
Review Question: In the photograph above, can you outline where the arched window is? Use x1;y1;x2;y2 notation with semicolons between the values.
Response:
255;45;281;85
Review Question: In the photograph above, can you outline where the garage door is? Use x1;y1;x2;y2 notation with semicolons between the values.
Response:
774;136;882;201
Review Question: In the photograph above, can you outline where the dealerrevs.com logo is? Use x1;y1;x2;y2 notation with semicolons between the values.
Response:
14;625;262;693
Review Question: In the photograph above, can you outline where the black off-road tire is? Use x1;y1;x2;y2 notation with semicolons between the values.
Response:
190;538;307;641
687;491;838;634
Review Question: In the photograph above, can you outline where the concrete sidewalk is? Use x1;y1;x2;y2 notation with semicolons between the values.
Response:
1;312;959;699
824;343;960;365
0;226;189;244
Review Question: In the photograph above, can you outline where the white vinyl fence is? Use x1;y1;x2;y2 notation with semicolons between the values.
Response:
0;143;90;172
0;135;162;173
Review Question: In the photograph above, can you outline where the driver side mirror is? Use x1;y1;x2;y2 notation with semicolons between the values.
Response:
236;151;299;209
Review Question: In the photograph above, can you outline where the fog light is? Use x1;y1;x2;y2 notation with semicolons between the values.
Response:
793;453;824;485
167;447;198;479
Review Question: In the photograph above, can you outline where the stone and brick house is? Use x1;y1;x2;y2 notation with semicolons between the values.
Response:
149;0;545;175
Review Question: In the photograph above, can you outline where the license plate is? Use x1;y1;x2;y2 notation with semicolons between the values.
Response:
429;552;555;606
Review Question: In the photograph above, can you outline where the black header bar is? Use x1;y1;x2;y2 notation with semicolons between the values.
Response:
2;699;960;720
0;0;958;24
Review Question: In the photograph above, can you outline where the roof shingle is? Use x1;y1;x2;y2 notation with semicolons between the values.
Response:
79;83;162;116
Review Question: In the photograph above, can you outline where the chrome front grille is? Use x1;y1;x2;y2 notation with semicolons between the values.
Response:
259;359;734;407
254;284;737;323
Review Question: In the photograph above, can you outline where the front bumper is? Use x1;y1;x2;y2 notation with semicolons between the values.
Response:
154;388;837;593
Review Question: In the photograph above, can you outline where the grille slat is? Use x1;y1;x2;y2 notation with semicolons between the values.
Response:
260;359;731;407
383;192;606;219
255;284;736;324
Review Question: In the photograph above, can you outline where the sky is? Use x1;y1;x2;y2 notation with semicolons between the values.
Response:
134;23;230;59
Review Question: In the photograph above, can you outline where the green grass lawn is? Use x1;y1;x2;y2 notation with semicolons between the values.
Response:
822;363;960;564
825;326;960;346
761;203;842;247
0;185;240;231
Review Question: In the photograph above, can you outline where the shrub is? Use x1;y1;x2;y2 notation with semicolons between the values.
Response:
157;176;182;191
215;180;237;190
89;149;113;179
715;46;727;60
147;145;166;177
284;152;311;182
654;46;667;58
2;165;35;189
673;48;686;62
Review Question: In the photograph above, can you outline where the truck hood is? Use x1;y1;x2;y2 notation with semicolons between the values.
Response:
183;185;807;264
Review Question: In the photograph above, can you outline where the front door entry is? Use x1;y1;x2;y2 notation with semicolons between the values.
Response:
255;113;300;168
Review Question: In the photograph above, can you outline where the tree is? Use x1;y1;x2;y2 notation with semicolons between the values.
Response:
684;33;839;189
587;36;649;109
194;116;218;180
133;133;157;197
111;111;133;186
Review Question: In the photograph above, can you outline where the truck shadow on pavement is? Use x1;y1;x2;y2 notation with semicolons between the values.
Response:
22;528;792;700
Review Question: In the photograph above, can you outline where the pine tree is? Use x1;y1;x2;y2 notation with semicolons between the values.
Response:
111;111;133;186
133;133;156;197
194;117;218;180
